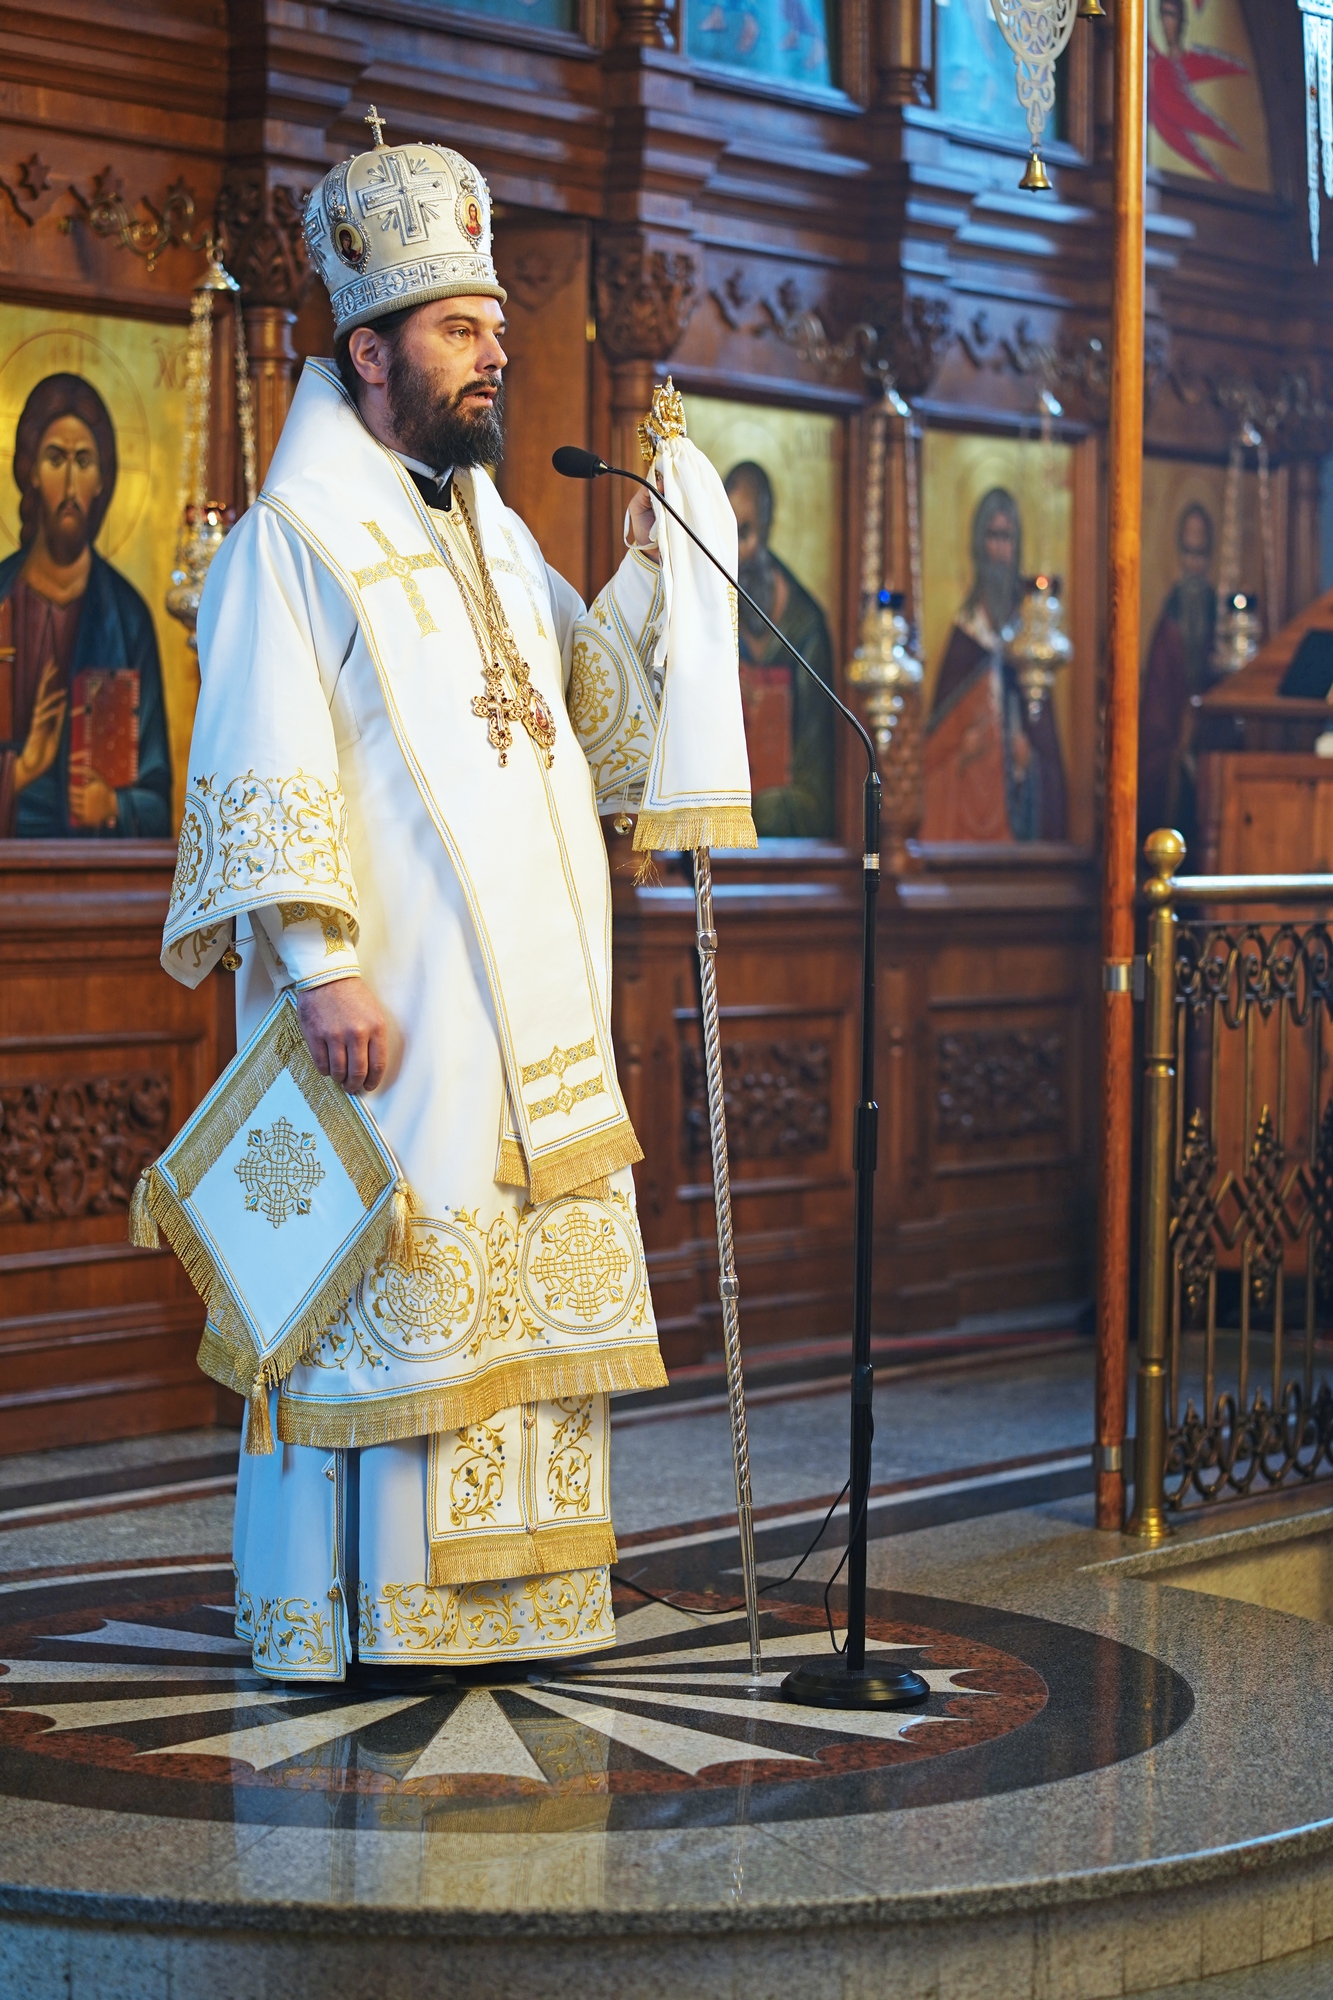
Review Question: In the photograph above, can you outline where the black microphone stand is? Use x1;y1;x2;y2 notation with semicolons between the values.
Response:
553;447;928;1709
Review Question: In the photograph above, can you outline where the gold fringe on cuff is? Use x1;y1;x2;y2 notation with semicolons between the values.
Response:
277;1341;668;1451
495;1136;528;1192
570;1176;611;1200
428;1522;617;1589
632;806;758;854
526;1117;643;1206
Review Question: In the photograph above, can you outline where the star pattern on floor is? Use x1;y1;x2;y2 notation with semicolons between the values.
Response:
0;1597;1007;1787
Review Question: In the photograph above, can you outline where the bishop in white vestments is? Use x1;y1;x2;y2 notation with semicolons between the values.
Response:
159;123;755;1682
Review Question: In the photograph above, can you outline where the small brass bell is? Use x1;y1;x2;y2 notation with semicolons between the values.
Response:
1077;0;1107;16
1020;149;1053;192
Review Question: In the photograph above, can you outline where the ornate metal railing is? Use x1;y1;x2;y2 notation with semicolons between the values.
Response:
1129;832;1333;1538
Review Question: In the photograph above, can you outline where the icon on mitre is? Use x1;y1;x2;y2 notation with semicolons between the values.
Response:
128;993;414;1454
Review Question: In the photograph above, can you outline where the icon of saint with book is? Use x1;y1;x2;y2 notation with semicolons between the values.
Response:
725;459;836;836
0;373;172;838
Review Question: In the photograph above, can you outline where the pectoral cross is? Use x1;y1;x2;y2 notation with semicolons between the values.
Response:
364;105;386;148
353;522;441;637
472;663;520;767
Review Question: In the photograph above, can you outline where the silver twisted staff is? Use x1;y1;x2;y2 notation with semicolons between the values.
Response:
692;846;762;1678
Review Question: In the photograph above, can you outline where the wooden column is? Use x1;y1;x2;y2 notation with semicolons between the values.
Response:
244;305;298;487
1094;0;1147;1533
1289;458;1324;620
876;0;932;106
217;170;313;490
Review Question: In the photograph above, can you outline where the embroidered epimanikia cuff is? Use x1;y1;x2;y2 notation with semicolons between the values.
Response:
254;904;360;991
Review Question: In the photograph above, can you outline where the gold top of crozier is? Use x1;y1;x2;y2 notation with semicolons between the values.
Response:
638;378;687;464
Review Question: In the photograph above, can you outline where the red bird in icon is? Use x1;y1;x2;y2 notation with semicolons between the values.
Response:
1148;0;1248;182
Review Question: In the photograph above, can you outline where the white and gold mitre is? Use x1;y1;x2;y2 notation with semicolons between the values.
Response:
303;106;506;334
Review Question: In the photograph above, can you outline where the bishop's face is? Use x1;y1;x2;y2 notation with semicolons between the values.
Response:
33;415;103;568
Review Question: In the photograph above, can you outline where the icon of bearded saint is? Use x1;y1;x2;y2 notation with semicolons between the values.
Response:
1148;0;1248;183
0;373;171;839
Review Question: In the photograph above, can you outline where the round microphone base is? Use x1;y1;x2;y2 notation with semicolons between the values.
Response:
780;1656;930;1711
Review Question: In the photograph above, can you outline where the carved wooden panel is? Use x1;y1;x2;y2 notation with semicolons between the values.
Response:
0;845;237;1454
680;1037;831;1162
935;1029;1066;1145
0;1071;170;1224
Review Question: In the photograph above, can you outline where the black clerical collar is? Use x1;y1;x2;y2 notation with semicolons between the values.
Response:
406;466;453;513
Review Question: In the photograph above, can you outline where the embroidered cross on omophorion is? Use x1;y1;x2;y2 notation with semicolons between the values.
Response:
235;1117;326;1227
353;522;442;638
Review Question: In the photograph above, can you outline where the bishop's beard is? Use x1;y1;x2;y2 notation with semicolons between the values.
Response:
387;345;505;471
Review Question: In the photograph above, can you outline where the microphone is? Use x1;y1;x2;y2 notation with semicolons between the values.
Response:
551;445;876;776
552;445;608;479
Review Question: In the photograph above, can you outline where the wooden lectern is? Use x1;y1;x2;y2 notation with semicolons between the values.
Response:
1195;590;1333;875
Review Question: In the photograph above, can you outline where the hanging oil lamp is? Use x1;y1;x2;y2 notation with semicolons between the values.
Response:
1008;575;1073;723
1211;592;1263;676
847;589;924;760
166;239;257;650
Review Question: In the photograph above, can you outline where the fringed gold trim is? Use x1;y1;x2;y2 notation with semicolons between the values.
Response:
170;1004;307;1198
570;1175;611;1200
285;1035;392;1210
197;1323;254;1398
277;1341;668;1451
128;1168;163;1248
632;806;758;854
495;1136;528;1191
245;1382;275;1455
527;1117;643;1206
632;851;661;887
427;1522;617;1589
148;1171;404;1395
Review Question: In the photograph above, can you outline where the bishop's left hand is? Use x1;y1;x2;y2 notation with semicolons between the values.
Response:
296;974;389;1095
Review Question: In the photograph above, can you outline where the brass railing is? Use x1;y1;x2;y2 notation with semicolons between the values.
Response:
1129;831;1333;1539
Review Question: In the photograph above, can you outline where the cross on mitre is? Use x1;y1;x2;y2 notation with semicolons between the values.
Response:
359;151;450;245
364;104;387;148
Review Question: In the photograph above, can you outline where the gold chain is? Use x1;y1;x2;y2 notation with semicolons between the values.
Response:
435;489;557;770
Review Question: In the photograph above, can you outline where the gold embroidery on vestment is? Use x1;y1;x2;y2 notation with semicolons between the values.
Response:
521;1041;608;1121
168;770;356;928
252;1594;335;1670
449;1420;507;1526
529;1207;631;1323
521;1038;596;1085
235;1116;326;1226
357;1567;610;1658
548;1395;594;1515
529;1073;606;1121
278;902;350;956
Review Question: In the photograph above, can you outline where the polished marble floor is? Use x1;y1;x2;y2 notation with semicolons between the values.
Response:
3;1336;1333;1998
